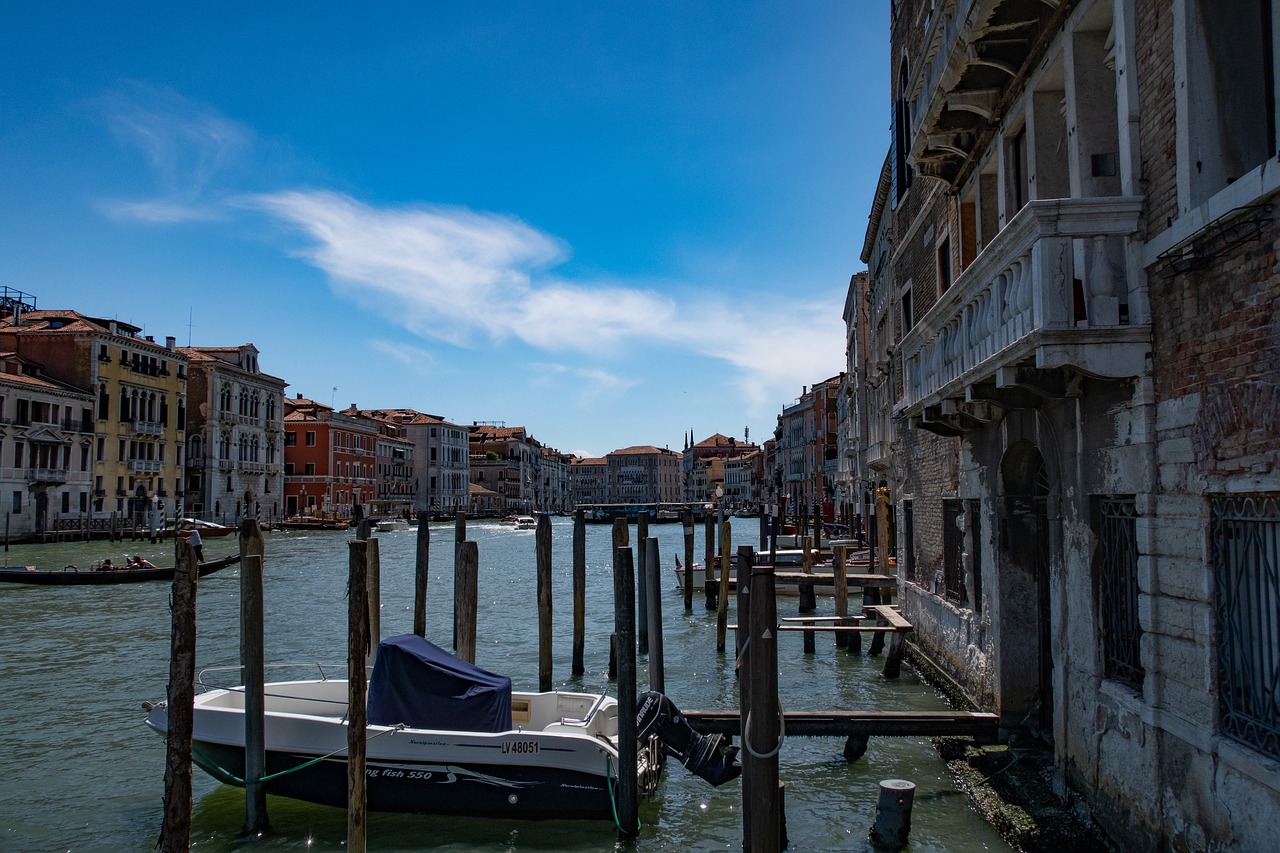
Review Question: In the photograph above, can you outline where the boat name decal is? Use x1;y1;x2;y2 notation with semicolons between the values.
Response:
367;762;540;789
501;740;539;755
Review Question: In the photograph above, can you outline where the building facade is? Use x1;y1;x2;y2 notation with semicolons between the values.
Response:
0;303;188;530
283;395;378;519
0;353;95;538
605;445;682;504
183;345;287;525
846;1;1280;849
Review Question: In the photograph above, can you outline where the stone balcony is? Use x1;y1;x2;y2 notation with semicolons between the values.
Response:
897;197;1150;435
131;420;165;436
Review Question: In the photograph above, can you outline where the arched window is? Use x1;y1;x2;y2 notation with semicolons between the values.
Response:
220;384;232;412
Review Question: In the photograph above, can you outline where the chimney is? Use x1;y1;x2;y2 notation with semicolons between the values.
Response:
297;393;303;399
166;336;175;350
146;335;155;342
109;321;117;335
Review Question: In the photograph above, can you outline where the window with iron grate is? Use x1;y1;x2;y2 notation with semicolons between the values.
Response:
1093;496;1144;690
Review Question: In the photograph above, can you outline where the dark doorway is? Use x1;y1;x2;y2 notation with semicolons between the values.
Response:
999;442;1054;744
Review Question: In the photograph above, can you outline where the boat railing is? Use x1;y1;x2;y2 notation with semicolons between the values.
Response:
196;662;347;693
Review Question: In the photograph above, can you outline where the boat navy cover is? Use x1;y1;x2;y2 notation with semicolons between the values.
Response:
367;633;513;732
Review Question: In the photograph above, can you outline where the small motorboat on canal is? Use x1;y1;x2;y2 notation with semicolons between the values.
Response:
145;634;740;820
0;553;241;586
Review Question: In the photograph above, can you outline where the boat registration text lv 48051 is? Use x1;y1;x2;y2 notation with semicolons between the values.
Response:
501;740;539;755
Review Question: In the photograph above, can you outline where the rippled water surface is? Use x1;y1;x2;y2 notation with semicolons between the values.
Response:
0;519;1008;851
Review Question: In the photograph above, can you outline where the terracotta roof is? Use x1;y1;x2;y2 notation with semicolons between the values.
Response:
609;445;677;456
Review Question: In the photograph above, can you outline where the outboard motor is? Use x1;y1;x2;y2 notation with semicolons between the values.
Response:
636;691;741;787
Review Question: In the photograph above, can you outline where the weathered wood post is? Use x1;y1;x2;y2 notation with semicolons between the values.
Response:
644;536;664;694
798;535;816;613
366;535;380;659
346;539;370;853
716;518;733;653
871;779;916;848
455;540;479;664
759;510;767;551
452;512;467;650
536;513;553;692
736;546;753;828
413;511;429;637
239;520;269;837
743;545;782;853
572;507;586;676
813;502;823;553
110;510;118;542
703;511;717;609
636;511;649;656
833;544;849;650
158;538;198;853
613;545;639;838
609;518;629;679
683;508;695;611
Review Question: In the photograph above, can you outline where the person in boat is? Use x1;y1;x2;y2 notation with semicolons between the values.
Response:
128;555;157;569
181;525;205;562
97;558;117;572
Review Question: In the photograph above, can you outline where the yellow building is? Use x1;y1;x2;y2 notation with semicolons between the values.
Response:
0;302;188;527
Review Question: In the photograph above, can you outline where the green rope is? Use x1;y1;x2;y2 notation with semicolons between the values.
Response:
190;724;404;786
604;751;643;833
192;742;333;786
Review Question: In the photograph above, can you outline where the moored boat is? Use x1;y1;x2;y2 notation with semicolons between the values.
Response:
144;634;739;820
0;553;241;586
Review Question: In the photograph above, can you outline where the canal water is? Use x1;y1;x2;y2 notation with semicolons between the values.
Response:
0;519;1009;851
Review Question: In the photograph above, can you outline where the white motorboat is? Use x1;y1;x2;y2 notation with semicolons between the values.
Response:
513;515;537;530
144;634;738;820
374;518;410;533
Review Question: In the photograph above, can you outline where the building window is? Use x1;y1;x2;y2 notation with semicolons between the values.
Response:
942;499;967;603
306;431;317;447
902;499;916;582
1212;494;1280;760
1094;496;1144;689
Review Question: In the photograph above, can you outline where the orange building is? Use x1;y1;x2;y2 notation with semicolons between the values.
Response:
283;394;378;519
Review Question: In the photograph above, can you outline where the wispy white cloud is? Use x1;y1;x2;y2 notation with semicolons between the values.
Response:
369;339;439;375
530;362;642;408
97;83;253;222
247;188;845;416
97;198;225;224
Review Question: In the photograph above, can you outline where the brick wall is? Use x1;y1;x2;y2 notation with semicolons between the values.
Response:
1136;0;1177;239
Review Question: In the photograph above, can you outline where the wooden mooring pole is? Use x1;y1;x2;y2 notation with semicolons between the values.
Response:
536;513;553;692
239;520;269;837
158;539;198;853
413;511;429;637
456;541;479;664
833;544;849;650
366;535;380;659
637;511;649;656
609;518;628;680
612;545;639;838
346;539;370;853
715;519;732;653
683;509;695;612
452;513;466;651
742;545;782;852
644;535;664;694
703;512;716;609
572;507;586;676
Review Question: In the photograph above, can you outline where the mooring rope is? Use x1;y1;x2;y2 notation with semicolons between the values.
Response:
604;752;644;833
191;723;405;786
742;703;786;760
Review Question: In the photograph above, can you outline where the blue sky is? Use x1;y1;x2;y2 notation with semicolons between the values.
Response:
0;2;889;459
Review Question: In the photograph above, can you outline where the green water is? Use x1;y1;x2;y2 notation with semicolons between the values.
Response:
0;519;1008;851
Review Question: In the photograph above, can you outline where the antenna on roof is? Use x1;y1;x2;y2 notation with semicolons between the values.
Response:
187;306;193;347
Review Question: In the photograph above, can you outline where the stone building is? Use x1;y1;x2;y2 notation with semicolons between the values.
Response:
0;301;188;530
570;456;608;507
846;0;1280;849
363;409;469;515
0;352;95;539
605;445;682;504
283;394;378;519
182;345;286;525
469;424;543;513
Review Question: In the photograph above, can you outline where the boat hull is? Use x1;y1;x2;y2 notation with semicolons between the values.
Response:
146;681;631;821
0;554;239;585
191;739;615;819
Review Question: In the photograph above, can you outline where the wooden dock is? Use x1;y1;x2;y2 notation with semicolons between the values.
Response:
681;709;999;741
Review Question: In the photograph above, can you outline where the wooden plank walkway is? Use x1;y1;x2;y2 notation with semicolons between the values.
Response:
682;709;999;741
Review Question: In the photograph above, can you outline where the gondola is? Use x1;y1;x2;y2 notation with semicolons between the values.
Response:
0;553;240;585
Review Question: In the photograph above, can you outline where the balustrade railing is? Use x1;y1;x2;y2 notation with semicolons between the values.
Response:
900;197;1146;412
